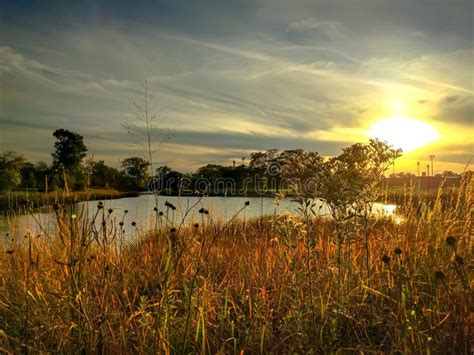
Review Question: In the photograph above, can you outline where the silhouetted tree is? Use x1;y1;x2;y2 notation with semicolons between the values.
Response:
121;157;150;191
0;150;25;192
51;129;88;190
89;160;121;188
19;162;36;189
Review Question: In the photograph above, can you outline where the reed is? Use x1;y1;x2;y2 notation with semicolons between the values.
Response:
0;175;471;353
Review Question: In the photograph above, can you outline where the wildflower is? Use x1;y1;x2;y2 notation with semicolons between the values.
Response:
97;201;104;210
131;221;136;227
381;254;391;264
158;211;164;216
71;214;77;220
204;209;209;215
124;210;129;214
108;208;113;214
193;223;199;228
245;201;250;206
434;270;445;280
153;207;158;211
394;247;402;255
171;206;176;211
445;236;456;247
119;221;124;226
199;208;205;214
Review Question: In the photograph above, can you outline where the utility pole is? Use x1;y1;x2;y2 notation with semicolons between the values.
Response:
416;161;421;195
429;155;435;177
426;164;430;191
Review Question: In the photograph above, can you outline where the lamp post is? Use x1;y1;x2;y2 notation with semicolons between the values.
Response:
429;155;435;177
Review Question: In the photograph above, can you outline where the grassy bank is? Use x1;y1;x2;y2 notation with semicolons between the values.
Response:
0;180;472;353
0;189;140;213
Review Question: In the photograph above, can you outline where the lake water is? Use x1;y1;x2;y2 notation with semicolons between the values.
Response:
0;194;397;237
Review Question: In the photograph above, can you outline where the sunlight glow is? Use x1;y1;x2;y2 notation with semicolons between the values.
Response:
390;99;405;113
367;115;440;152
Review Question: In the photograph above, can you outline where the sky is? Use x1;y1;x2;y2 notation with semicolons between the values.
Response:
0;0;473;173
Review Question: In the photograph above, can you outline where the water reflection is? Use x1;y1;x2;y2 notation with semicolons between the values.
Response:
0;195;401;237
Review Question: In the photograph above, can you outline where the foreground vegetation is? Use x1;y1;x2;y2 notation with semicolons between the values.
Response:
0;174;472;353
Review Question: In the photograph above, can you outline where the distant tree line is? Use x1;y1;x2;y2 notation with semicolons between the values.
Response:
0;128;466;195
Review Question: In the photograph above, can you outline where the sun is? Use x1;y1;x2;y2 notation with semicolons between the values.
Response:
367;115;440;152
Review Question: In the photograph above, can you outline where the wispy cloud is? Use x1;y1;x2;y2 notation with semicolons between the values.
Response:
0;0;472;171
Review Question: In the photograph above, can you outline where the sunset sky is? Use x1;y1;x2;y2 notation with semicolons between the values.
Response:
0;0;472;173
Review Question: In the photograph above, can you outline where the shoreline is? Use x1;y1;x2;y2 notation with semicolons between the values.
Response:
0;189;140;213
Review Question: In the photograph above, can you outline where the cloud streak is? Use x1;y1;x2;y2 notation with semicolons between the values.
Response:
0;0;472;172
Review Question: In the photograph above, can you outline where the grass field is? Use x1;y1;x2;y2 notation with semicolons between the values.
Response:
0;178;472;353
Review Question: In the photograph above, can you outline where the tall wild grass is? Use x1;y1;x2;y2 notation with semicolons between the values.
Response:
0;176;472;353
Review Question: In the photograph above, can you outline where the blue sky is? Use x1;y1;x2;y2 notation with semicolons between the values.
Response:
0;0;472;172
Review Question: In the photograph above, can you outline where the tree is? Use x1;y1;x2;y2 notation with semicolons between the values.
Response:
321;139;401;293
34;161;49;192
281;149;326;210
89;160;121;188
121;157;150;191
156;165;183;193
51;129;88;190
20;162;37;189
0;150;25;193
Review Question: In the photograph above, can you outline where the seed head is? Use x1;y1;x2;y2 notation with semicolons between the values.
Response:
434;270;445;280
53;203;60;211
119;221;124;226
6;250;14;255
381;254;391;264
153;207;158;212
445;236;456;247
199;208;205;214
108;208;113;214
454;255;464;265
158;211;164;216
124;210;129;214
170;227;177;233
193;223;199;228
131;221;136;227
245;201;250;206
97;202;104;210
394;247;402;255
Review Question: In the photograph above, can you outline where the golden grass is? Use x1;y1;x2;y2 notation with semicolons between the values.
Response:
0;178;472;353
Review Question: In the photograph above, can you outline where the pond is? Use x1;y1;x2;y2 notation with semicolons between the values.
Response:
0;194;398;237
